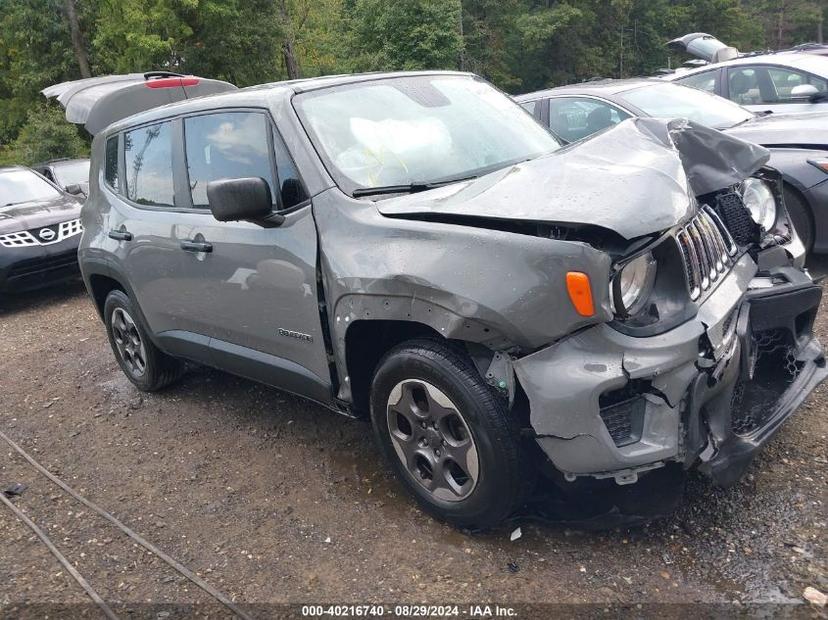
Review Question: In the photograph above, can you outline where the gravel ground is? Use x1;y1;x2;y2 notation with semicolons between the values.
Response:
0;265;826;617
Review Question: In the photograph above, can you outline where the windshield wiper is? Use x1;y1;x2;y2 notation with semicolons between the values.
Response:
352;175;477;198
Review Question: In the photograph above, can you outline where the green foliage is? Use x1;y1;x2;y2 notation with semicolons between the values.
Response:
0;0;825;162
348;0;463;71
183;0;286;85
0;105;88;166
91;0;194;72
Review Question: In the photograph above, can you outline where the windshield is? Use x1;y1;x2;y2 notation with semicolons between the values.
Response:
0;169;61;208
295;75;561;196
53;160;90;186
619;83;754;129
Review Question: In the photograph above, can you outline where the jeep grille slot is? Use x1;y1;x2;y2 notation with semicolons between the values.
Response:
675;206;737;301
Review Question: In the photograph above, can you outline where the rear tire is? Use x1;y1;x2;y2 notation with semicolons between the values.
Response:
369;339;531;529
103;290;184;392
783;186;813;252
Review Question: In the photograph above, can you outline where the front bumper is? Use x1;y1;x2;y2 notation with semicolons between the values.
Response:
0;237;81;293
514;251;826;486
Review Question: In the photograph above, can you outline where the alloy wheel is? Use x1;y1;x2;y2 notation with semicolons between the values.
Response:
110;307;147;377
386;380;479;502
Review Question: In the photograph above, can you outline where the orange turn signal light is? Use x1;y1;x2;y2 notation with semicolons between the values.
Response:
566;272;595;317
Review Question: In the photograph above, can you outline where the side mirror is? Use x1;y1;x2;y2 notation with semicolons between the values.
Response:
790;84;819;99
207;177;275;223
65;183;84;196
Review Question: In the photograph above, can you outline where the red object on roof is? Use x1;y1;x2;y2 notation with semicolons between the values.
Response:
145;76;200;89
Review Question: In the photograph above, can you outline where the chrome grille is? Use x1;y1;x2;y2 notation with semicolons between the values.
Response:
676;206;737;301
0;218;83;248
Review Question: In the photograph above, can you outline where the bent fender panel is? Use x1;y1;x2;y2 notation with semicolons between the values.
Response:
313;190;613;400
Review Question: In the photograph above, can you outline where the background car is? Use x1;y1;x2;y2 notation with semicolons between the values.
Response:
664;33;828;114
32;158;90;197
0;165;84;293
516;79;828;252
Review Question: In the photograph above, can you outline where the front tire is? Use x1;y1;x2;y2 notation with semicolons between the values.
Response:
370;339;530;529
103;290;184;392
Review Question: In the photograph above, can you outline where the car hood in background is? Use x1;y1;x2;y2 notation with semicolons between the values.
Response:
377;118;769;240
726;112;828;149
0;194;83;235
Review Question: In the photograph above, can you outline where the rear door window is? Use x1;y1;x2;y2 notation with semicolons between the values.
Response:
547;97;630;142
124;121;175;207
184;112;276;208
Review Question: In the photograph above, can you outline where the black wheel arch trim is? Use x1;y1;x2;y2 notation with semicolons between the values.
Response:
81;257;168;353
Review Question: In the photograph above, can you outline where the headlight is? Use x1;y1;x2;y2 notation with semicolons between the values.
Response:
612;252;657;317
740;178;776;231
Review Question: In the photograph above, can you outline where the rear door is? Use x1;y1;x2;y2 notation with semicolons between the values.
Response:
104;118;217;360
178;109;331;401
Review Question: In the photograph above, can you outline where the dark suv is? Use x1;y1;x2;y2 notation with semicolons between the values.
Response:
0;166;84;293
49;71;825;528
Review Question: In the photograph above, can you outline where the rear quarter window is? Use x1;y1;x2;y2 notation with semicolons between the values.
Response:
105;135;119;191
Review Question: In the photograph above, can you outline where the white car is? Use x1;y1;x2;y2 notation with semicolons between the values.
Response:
663;33;828;115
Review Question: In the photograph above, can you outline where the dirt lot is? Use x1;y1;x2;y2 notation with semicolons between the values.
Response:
1;266;826;617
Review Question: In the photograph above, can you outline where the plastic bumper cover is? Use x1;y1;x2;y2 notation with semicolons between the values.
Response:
0;237;80;292
514;252;826;485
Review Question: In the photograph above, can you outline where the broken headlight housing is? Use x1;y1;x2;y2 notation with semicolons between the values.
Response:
740;178;777;231
611;252;657;317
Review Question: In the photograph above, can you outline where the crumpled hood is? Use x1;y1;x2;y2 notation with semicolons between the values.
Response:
377;118;770;240
0;194;82;235
726;111;828;148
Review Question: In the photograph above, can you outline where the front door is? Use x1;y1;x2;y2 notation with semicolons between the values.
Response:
726;65;828;114
177;110;331;400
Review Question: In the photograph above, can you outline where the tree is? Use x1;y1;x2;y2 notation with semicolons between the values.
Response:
91;0;193;72
182;0;286;86
348;0;464;71
278;0;302;79
63;0;91;78
0;104;88;165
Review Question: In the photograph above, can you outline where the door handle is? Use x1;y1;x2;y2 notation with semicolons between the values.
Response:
108;229;133;241
180;240;213;253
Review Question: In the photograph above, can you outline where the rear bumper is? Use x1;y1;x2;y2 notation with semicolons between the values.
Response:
0;238;80;293
515;251;826;486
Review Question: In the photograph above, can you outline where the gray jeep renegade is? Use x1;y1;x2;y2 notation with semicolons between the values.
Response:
49;71;826;528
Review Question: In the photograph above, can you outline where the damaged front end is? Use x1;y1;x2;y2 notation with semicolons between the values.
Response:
514;118;826;487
